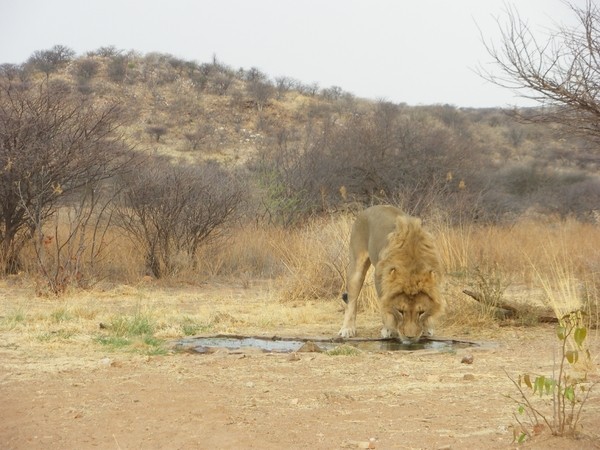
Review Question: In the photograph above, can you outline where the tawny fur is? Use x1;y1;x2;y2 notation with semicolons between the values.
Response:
376;214;442;309
338;205;444;340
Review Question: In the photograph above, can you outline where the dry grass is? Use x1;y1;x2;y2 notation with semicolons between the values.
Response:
2;214;600;358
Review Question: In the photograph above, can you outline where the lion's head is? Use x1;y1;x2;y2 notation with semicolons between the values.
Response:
376;216;444;342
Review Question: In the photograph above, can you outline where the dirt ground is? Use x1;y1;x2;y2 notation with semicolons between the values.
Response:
1;284;600;450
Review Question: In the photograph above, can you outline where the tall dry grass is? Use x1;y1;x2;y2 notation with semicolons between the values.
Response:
432;217;600;331
11;212;600;333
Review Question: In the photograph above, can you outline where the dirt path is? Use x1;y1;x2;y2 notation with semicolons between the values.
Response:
1;325;600;449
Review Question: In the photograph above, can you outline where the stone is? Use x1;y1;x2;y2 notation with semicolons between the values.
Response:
297;341;324;352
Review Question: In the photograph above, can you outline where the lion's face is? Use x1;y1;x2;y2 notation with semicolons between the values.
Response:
382;292;435;342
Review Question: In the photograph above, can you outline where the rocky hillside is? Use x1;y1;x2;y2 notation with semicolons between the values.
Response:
3;45;600;223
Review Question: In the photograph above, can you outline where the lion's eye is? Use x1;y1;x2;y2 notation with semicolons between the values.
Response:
397;310;404;317
418;311;425;318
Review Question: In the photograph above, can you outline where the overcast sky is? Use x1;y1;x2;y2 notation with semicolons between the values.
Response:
0;0;586;108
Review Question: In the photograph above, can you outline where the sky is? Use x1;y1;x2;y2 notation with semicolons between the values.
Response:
0;0;587;108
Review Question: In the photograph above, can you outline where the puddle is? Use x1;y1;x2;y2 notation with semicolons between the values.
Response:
176;334;485;354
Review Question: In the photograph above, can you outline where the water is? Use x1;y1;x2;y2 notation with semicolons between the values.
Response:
177;335;478;354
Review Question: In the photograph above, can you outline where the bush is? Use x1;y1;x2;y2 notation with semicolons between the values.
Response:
115;157;247;278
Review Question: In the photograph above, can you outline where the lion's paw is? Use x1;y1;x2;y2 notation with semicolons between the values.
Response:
338;328;356;338
381;328;399;338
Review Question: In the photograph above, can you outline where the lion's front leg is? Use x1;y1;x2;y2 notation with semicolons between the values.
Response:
339;294;358;338
381;309;399;338
339;251;370;338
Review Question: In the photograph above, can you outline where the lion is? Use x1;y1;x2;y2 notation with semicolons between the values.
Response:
338;205;444;342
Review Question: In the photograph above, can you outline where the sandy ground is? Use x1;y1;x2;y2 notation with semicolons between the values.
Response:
1;284;600;450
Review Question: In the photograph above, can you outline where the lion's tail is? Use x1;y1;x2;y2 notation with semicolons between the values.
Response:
342;293;348;304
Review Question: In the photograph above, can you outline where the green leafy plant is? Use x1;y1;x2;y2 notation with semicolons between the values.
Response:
505;310;598;441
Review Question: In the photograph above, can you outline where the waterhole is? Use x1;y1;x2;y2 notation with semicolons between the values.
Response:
176;334;486;354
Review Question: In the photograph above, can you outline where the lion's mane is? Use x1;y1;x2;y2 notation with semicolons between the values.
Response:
375;215;444;320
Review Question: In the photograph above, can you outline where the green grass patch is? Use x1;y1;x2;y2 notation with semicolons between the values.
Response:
51;308;74;323
325;344;362;356
181;323;211;336
1;310;27;331
36;330;74;341
94;308;168;354
94;335;132;349
108;311;155;337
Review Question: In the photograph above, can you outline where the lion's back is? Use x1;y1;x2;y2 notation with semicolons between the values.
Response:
352;205;406;265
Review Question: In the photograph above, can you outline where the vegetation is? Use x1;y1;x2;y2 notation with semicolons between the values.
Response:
480;1;600;145
325;344;362;356
2;4;600;442
506;310;598;440
1;44;599;289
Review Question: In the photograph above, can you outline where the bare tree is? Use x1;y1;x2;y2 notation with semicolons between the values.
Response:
183;124;213;151
479;1;600;144
306;82;320;96
75;58;100;80
211;73;234;95
92;46;122;58
0;78;134;275
115;158;246;278
275;76;297;98
26;45;76;77
247;80;275;112
0;64;25;81
321;85;343;101
107;55;128;83
244;67;268;83
146;125;169;142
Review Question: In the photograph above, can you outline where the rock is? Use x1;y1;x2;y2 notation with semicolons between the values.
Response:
461;354;474;364
190;346;214;354
463;373;475;381
346;440;375;449
290;398;299;405
297;341;324;352
287;352;300;361
246;382;255;388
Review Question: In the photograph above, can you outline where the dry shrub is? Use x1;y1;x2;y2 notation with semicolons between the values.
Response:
434;218;600;284
260;216;379;311
433;217;600;329
193;225;288;280
192;217;380;311
440;278;499;335
270;218;349;303
18;224;147;289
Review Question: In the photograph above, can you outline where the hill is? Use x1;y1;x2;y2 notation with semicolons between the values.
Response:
2;45;600;282
4;45;600;223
